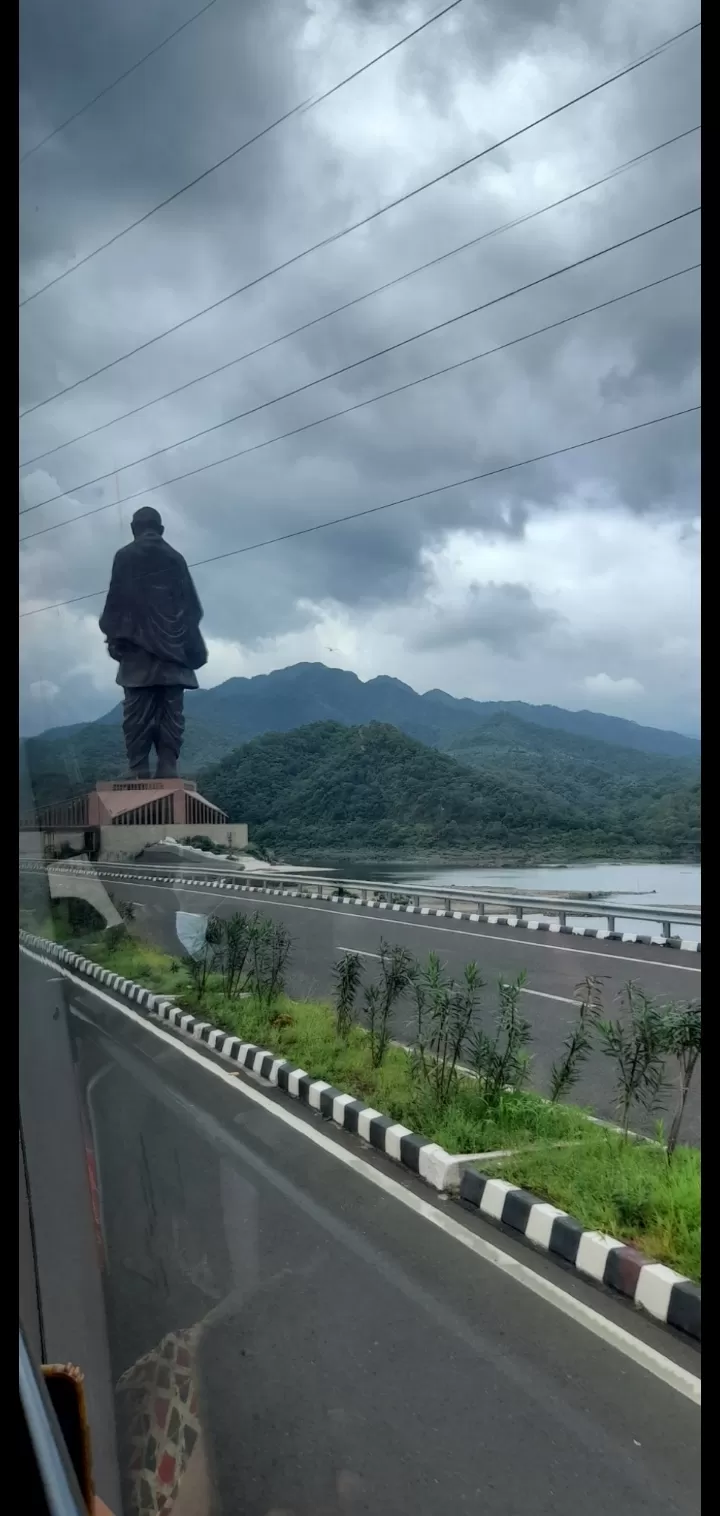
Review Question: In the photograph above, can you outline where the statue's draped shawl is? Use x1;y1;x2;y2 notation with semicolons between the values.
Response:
99;532;208;672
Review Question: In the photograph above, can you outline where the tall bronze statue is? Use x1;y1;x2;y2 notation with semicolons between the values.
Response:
100;507;208;779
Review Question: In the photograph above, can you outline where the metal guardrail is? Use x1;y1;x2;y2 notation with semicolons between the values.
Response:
20;857;701;940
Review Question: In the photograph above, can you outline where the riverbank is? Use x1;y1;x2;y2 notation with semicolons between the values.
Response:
250;855;701;939
161;838;327;873
278;852;701;869
253;855;701;900
270;842;701;868
164;837;700;876
138;844;699;936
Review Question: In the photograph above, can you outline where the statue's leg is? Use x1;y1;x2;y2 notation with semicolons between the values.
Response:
155;687;184;779
123;689;156;778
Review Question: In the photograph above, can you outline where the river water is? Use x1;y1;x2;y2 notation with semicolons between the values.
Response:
319;860;701;942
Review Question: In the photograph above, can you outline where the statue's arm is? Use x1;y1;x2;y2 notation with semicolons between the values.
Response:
184;563;204;622
99;553;124;659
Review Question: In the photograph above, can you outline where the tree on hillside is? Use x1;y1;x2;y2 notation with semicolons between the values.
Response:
193;721;699;861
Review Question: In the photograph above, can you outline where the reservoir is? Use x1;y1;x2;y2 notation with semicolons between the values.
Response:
321;860;701;942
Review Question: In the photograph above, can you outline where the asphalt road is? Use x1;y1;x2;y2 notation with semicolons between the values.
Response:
72;858;701;1142
19;952;124;1512
19;950;700;1516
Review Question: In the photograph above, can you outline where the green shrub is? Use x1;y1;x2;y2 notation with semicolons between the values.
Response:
549;974;604;1103
36;923;700;1277
333;951;362;1039
412;953;483;1112
598;983;669;1137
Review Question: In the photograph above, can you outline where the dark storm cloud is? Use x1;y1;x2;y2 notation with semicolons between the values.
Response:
412;580;560;653
20;0;700;725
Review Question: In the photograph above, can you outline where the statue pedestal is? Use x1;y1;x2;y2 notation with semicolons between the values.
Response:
90;777;223;829
20;778;248;861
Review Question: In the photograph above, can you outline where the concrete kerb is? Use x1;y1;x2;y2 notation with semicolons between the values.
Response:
19;926;700;1342
19;862;701;952
458;1169;700;1343
18;928;462;1194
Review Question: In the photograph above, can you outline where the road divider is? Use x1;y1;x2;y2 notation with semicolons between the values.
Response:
19;926;701;1342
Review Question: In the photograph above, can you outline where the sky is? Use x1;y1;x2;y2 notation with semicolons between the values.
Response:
19;0;700;738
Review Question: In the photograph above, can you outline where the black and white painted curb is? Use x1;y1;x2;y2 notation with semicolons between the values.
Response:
19;862;701;952
18;929;453;1190
20;926;701;1341
459;1169;700;1343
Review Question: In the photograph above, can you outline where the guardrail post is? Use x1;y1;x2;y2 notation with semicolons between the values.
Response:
662;919;672;938
558;911;566;927
413;894;420;909
606;914;615;933
362;887;368;903
444;897;452;913
515;905;523;919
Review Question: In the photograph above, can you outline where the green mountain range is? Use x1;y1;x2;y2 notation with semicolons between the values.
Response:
31;661;699;758
20;663;699;861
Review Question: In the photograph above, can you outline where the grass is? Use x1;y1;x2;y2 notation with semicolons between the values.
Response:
483;1137;700;1281
35;921;597;1152
28;916;700;1280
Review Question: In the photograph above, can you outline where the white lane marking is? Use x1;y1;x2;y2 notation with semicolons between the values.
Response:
338;948;578;1006
521;988;577;1006
94;878;701;974
339;946;382;957
20;943;701;1406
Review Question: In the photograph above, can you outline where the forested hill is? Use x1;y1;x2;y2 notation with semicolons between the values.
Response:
21;709;699;863
197;721;699;861
444;712;696;787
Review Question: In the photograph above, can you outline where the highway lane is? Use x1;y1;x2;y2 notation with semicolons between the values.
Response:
19;950;124;1512
81;866;701;1142
62;856;702;994
19;950;700;1516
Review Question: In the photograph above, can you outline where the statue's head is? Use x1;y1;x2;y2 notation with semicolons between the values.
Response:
131;506;164;538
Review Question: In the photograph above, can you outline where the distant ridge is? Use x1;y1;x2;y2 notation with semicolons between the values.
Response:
31;662;699;759
20;667;699;862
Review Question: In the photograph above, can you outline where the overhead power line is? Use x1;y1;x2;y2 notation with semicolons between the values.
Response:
19;0;465;306
19;19;700;413
19;263;700;542
20;125;699;471
20;206;700;520
20;0;222;163
19;262;700;543
19;405;700;619
19;262;698;545
18;262;699;542
57;264;700;533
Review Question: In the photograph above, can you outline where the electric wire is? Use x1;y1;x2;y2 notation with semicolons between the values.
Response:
19;124;699;471
19;405;700;619
20;206;699;520
19;18;700;415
